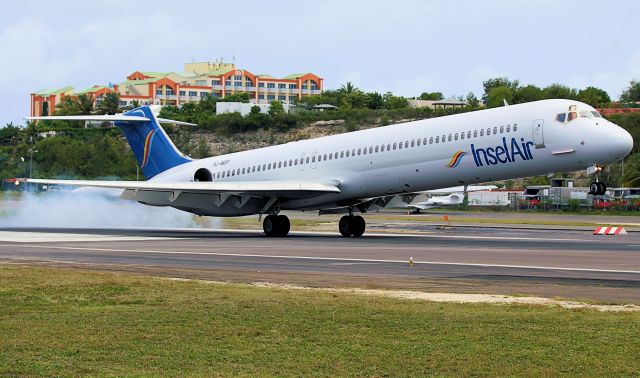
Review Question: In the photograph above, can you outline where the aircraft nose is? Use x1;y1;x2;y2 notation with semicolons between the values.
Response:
612;123;633;158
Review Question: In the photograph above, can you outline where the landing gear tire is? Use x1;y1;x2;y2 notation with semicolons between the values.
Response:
589;182;607;196
263;215;290;237
338;215;366;237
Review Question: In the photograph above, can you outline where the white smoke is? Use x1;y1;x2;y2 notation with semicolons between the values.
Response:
0;189;220;229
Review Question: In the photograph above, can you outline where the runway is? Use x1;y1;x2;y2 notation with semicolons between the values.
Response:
1;226;639;301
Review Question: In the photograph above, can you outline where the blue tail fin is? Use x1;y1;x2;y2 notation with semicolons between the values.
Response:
115;106;191;179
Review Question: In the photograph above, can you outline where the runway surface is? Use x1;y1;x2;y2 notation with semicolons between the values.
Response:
1;226;639;301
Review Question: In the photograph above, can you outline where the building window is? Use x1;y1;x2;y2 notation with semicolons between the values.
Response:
258;94;265;99
302;84;308;89
156;89;162;95
267;94;275;100
278;95;286;101
278;83;286;89
289;84;297;89
196;80;206;86
258;83;265;87
212;80;221;86
234;75;242;81
179;91;186;96
225;80;231;86
166;88;175;95
311;84;318;90
289;96;296;101
267;83;276;88
200;92;207;97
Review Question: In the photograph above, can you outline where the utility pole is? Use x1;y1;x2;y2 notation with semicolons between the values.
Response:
28;148;38;191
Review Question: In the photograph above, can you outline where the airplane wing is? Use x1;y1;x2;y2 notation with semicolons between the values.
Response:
16;178;340;200
423;185;497;195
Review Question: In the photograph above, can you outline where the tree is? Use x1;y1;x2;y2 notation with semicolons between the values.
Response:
55;96;82;115
365;92;384;110
577;86;611;107
77;94;95;115
465;92;480;109
268;100;285;117
96;92;120;115
418;92;444;101
0;123;21;146
338;82;358;95
220;93;250;103
482;77;519;102
382;92;408;109
486;86;514;108
622;153;640;186
620;80;640;103
514;85;544;104
131;99;140;108
543;84;578;100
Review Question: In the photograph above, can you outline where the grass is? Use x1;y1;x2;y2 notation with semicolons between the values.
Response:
1;265;639;376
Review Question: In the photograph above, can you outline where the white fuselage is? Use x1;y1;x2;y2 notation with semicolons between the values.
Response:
152;99;633;216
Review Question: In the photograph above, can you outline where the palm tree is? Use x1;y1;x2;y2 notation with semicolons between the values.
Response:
339;81;358;94
77;94;95;115
96;92;120;115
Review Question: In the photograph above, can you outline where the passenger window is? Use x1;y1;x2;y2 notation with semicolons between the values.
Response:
467;131;471;138
417;139;421;146
398;142;402;149
442;135;446;142
460;132;465;140
339;151;343;158
423;138;428;145
293;159;297;166
500;126;504;133
311;156;315;163
357;148;361;155
591;111;602;118
513;124;518;131
506;125;510;132
346;150;350;157
486;128;491;135
410;140;415;147
474;130;478;137
386;144;391;151
429;137;433;144
268;163;271;170
448;134;452;142
436;136;440;143
242;168;245;174
278;162;282;168
480;129;484;136
455;133;459;140
493;127;498;134
393;142;397;150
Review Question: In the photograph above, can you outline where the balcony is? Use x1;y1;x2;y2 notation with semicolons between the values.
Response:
156;94;177;100
212;85;224;90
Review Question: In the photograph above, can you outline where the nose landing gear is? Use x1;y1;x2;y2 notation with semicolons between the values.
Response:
339;215;366;237
589;181;607;196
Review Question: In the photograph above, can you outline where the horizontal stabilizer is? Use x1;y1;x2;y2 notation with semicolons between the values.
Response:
25;115;150;122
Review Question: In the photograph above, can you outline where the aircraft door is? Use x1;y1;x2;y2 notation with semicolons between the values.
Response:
532;119;545;148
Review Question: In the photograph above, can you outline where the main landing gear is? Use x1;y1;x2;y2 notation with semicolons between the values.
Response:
339;215;366;237
263;214;290;237
589;181;607;196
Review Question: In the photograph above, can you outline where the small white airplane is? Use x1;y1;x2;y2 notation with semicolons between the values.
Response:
21;99;632;237
390;185;498;211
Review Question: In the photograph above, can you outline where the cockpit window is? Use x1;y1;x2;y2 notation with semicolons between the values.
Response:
579;111;594;119
556;113;566;122
567;111;578;122
591;111;602;118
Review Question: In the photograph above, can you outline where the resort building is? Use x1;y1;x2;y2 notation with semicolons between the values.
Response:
30;61;323;116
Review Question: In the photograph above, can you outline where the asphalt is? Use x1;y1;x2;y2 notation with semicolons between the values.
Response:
1;226;639;301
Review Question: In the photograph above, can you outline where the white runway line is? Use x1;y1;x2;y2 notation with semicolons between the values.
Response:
3;244;640;275
0;231;179;243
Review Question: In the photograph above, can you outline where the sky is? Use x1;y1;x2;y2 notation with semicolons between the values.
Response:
1;0;639;125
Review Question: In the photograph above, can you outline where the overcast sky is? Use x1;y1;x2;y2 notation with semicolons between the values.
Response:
1;0;639;125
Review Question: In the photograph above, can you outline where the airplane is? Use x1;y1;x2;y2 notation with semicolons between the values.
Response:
20;99;633;237
387;185;498;211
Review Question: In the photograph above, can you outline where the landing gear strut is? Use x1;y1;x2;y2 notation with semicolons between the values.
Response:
263;214;290;237
339;215;366;237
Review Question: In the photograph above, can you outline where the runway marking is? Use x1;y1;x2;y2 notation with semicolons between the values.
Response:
4;244;640;275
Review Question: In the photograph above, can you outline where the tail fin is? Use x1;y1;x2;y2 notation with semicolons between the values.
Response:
116;106;191;178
